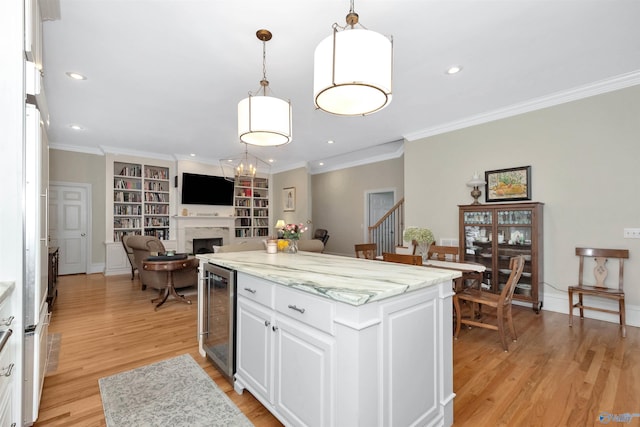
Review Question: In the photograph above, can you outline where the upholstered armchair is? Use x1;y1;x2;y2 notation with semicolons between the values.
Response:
313;228;330;246
126;235;198;290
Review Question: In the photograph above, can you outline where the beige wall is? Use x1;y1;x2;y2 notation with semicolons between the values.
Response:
311;157;404;256
272;167;312;237
49;150;106;265
405;85;640;312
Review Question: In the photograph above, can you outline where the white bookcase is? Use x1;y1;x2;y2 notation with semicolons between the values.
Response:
111;161;171;242
234;176;269;238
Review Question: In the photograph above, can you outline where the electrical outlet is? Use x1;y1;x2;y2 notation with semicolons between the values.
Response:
623;228;640;238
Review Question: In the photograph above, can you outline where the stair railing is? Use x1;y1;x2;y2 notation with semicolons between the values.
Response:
368;197;405;256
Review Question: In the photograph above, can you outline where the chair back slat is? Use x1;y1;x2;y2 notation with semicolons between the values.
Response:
502;255;526;304
382;252;422;265
575;247;629;291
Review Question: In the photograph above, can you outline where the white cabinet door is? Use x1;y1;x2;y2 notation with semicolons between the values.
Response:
236;297;273;403
273;315;334;427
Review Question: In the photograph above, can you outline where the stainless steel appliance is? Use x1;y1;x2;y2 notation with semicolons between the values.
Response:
200;263;236;382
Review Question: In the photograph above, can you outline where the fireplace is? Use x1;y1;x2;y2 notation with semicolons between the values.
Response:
174;217;234;254
192;237;223;254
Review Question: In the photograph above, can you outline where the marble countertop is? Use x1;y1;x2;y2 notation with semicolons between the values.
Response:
197;251;460;306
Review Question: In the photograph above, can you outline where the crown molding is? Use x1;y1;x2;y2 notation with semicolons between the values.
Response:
404;70;640;142
308;140;404;175
50;71;640;171
49;142;104;156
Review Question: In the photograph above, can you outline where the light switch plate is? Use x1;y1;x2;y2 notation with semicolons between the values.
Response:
623;228;640;238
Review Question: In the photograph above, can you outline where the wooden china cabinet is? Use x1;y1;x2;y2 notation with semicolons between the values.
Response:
458;202;543;312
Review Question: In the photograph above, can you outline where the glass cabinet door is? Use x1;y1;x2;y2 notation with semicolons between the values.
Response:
462;210;493;291
496;208;533;297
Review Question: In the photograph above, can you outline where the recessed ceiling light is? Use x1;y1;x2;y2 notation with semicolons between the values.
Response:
268;159;274;163
69;124;84;130
189;153;196;157
65;72;87;80
319;162;324;166
327;140;334;144
445;66;462;75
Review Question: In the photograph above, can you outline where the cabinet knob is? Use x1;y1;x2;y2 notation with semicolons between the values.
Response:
264;320;271;327
272;325;279;332
244;287;257;294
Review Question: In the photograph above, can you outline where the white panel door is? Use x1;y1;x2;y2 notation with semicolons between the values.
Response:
49;184;88;275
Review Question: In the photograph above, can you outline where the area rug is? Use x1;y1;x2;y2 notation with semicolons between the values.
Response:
98;354;253;427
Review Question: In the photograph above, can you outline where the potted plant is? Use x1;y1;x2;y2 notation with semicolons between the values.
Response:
403;227;435;261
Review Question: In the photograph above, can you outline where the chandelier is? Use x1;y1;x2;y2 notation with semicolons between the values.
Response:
313;0;393;116
238;29;292;147
220;144;270;182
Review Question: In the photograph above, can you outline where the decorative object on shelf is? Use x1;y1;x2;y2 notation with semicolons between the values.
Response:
466;171;487;205
403;227;435;262
283;187;296;211
485;165;531;202
238;29;292;147
275;219;286;238
313;0;393;116
220;143;270;181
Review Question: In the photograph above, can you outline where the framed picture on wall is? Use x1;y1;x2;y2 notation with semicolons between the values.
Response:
485;166;531;202
283;187;296;211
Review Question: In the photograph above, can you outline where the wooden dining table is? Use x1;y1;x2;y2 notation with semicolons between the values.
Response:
376;255;486;291
422;259;486;292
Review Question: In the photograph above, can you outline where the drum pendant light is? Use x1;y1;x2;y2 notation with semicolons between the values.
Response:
238;29;292;147
314;0;393;116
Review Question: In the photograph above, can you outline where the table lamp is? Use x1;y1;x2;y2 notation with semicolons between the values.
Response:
275;219;286;238
466;172;486;205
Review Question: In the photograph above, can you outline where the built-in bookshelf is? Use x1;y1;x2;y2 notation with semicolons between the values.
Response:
112;161;171;241
234;176;269;238
143;165;170;240
113;161;142;241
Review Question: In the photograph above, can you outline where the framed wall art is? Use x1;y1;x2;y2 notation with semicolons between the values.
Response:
485;166;531;202
283;187;296;211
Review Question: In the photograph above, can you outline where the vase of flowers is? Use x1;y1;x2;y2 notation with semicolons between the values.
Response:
403;227;435;262
281;223;308;254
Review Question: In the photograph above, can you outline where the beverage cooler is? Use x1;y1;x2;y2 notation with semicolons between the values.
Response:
198;262;237;383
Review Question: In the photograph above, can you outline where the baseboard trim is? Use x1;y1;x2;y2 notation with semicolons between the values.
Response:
90;263;105;274
541;289;639;328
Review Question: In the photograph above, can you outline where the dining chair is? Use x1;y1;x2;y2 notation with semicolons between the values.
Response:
428;245;459;261
355;243;377;259
395;240;418;255
382;252;423;265
568;247;629;337
454;255;525;351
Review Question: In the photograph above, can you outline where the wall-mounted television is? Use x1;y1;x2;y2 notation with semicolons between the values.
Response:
181;172;234;205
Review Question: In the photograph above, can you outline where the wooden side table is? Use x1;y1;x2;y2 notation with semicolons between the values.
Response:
142;256;199;310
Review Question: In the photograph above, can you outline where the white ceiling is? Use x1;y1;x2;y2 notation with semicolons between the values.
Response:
42;0;640;173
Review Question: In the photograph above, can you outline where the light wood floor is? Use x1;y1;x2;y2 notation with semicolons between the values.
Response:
35;273;639;426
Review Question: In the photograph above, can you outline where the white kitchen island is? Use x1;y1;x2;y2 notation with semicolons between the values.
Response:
197;250;460;427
